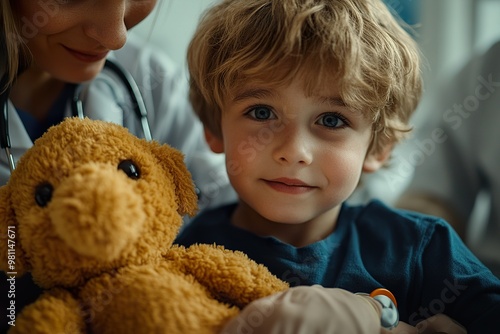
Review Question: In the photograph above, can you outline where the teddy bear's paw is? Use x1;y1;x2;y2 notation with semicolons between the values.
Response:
82;268;239;334
8;289;86;334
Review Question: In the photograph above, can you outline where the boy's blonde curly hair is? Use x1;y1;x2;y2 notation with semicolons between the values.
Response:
188;0;422;155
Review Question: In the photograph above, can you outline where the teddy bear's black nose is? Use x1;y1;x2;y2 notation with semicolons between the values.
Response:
118;159;141;180
35;183;54;207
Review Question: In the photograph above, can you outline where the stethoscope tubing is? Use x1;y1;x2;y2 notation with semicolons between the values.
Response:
1;58;152;173
1;88;15;173
101;59;152;142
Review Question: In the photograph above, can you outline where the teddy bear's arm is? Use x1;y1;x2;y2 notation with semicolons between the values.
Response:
9;288;86;334
171;244;288;308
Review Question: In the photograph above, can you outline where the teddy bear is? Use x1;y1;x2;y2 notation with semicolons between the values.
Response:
0;117;288;334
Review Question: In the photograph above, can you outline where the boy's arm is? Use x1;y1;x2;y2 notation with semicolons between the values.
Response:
220;285;467;334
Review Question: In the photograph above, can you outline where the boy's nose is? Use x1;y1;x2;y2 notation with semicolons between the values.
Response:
82;2;127;50
272;127;313;165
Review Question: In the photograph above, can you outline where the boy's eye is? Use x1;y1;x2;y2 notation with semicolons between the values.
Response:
246;106;276;120
317;113;347;128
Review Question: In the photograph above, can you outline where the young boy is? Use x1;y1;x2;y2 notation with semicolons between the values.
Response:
176;0;500;332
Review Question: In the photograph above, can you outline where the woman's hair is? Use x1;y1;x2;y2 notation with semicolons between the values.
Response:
1;0;29;95
188;0;422;155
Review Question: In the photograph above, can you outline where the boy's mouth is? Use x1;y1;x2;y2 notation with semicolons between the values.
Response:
268;177;310;187
263;178;316;194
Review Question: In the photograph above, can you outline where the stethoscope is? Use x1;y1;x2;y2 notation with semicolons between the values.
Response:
1;58;152;173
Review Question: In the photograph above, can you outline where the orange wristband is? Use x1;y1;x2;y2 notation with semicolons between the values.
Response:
370;288;397;307
370;288;399;330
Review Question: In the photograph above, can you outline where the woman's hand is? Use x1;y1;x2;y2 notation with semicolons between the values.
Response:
220;285;466;334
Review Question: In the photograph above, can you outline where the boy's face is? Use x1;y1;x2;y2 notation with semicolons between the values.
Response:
207;78;388;226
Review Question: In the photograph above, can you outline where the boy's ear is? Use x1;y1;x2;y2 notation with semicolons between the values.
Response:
204;127;224;153
362;144;393;173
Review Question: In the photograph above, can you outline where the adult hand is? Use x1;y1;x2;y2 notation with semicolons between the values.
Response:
220;285;466;334
221;285;401;334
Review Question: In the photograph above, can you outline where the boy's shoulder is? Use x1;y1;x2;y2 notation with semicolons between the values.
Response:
191;202;237;226
348;199;447;224
341;200;469;278
176;203;238;245
344;199;453;241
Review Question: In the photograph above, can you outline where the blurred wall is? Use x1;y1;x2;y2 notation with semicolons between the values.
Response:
129;0;217;69
419;0;500;94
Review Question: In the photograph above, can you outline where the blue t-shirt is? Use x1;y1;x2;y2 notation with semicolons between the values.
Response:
176;200;500;332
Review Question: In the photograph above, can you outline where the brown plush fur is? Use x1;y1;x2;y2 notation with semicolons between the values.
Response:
0;118;288;334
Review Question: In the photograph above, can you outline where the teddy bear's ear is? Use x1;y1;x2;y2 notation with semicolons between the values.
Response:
0;186;29;275
150;143;199;217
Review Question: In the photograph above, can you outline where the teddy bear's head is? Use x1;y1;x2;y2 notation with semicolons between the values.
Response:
0;118;198;289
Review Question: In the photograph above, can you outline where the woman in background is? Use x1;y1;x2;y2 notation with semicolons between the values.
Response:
0;1;235;332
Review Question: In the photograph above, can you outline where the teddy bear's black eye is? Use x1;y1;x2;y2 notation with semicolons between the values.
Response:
35;183;54;207
118;159;141;180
